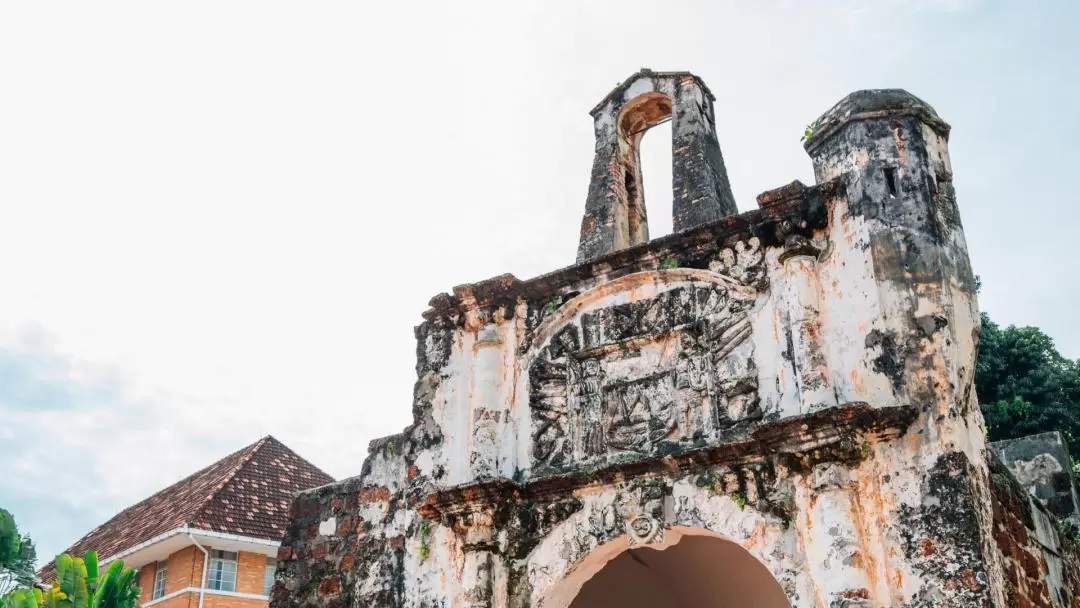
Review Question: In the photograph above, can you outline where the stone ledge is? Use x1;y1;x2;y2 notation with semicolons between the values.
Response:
588;68;716;117
803;88;951;155
416;402;916;519
422;178;843;322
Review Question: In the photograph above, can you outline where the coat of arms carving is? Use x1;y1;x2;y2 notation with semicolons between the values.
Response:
529;242;765;473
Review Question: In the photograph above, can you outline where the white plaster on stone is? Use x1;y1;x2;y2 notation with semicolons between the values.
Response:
318;517;336;537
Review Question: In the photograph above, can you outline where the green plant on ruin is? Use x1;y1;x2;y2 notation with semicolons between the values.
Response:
859;440;872;460
386;441;396;457
778;490;795;512
731;491;749;510
418;521;432;562
800;119;820;143
543;298;560;316
2;551;139;608
694;473;721;496
659;257;679;270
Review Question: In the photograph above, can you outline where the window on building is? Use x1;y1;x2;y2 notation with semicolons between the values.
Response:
207;550;238;592
263;558;277;596
152;561;168;600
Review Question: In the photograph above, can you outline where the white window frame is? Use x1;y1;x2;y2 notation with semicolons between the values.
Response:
152;561;168;600
263;558;277;596
207;550;238;592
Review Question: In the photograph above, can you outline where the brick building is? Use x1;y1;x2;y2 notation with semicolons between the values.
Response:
40;436;333;608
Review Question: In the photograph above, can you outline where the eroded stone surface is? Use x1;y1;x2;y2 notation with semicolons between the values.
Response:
992;431;1080;527
271;75;1080;607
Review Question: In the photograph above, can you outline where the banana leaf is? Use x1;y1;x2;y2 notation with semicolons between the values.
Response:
83;552;98;593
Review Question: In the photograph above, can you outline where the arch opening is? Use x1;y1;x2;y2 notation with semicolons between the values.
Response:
615;92;674;249
546;528;790;608
639;120;673;239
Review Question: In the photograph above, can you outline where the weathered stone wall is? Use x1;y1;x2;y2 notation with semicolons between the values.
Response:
988;452;1080;608
270;75;1080;608
992;432;1080;527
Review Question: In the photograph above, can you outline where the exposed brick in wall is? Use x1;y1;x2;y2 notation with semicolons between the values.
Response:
989;453;1080;608
272;477;386;608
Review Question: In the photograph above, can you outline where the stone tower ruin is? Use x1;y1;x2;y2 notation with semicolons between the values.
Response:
272;70;1080;607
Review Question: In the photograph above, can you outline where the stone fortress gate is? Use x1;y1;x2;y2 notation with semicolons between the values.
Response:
272;71;1080;607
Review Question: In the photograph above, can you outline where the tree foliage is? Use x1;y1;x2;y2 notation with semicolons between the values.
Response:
0;512;20;569
0;512;36;596
0;552;138;608
976;312;1080;457
0;511;136;608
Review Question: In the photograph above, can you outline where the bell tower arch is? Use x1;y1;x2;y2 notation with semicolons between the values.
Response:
577;69;739;263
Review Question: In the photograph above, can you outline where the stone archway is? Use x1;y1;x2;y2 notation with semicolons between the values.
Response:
542;527;791;608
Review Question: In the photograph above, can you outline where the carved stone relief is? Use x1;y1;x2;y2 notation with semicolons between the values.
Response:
584;481;671;547
529;242;766;472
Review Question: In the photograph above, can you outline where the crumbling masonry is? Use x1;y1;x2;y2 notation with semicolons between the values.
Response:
271;70;1080;607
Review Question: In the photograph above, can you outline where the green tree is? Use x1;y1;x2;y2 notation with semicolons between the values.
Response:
976;312;1080;456
0;552;138;608
0;511;36;595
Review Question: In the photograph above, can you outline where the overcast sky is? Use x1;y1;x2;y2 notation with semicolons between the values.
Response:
1;0;1078;562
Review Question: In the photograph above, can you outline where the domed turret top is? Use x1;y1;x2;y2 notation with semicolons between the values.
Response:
803;89;951;154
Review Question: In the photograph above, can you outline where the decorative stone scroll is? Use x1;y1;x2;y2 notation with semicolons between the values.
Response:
584;481;672;547
529;242;766;472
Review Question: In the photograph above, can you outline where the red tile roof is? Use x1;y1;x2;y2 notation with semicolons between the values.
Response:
39;436;333;581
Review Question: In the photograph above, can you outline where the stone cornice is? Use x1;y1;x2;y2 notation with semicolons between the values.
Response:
416;402;916;520
422;178;843;323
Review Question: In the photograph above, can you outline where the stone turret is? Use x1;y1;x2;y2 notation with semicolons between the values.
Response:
804;89;979;431
576;69;738;263
805;89;973;293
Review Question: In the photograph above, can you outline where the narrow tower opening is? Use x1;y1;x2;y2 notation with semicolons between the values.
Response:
615;92;673;249
639;120;674;238
884;167;899;196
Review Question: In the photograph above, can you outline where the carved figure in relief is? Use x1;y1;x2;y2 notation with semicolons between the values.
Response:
722;377;762;422
606;387;651;452
569;358;606;457
532;415;566;464
529;246;766;470
674;330;713;441
552;326;580;358
647;393;679;445
531;356;570;465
